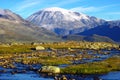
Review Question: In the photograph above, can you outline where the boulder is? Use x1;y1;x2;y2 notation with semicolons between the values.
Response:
35;46;45;50
39;66;60;73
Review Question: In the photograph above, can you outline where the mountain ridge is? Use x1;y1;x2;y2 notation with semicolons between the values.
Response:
0;7;119;42
27;7;105;36
78;20;120;42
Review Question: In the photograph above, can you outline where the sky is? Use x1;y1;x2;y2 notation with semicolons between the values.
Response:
0;0;120;20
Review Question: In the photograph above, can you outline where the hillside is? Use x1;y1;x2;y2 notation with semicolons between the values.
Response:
0;9;61;42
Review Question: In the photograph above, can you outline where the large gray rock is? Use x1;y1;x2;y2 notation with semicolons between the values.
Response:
39;66;60;73
35;46;45;50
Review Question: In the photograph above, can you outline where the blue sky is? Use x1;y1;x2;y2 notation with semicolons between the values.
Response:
0;0;120;20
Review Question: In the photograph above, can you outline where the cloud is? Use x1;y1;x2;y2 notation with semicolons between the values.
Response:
14;0;41;12
70;7;99;13
16;2;40;12
11;0;42;18
70;4;120;13
50;0;82;7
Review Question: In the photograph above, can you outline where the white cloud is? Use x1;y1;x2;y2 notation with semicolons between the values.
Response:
16;2;40;12
70;7;99;13
70;4;120;13
14;0;41;12
50;0;82;7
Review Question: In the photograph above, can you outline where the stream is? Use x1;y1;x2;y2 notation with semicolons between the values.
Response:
0;50;120;80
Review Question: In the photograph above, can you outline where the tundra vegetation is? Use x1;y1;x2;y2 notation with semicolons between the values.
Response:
61;56;120;74
0;41;119;74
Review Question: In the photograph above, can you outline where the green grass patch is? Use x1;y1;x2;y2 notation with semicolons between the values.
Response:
61;56;120;74
0;45;34;54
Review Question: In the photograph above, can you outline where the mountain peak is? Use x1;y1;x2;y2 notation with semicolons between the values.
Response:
0;9;12;15
0;8;25;22
29;7;90;22
42;7;70;12
0;9;7;15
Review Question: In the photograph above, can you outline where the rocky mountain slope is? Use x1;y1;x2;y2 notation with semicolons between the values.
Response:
27;7;105;36
0;9;61;42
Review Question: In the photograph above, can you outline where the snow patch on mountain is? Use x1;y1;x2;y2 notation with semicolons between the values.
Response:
27;7;105;36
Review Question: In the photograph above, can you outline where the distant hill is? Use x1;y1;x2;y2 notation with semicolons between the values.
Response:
62;34;114;42
78;21;120;42
0;9;61;42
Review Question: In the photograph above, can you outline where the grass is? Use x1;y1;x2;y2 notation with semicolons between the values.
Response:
20;56;71;66
0;44;33;54
0;41;118;54
61;56;120;74
40;41;119;50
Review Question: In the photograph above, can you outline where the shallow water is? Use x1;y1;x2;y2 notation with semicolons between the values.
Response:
0;71;120;80
100;71;120;80
0;50;120;80
0;72;53;80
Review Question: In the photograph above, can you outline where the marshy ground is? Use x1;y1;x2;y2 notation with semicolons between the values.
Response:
0;41;120;80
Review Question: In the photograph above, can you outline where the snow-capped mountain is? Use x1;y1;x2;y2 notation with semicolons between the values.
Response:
27;7;105;36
